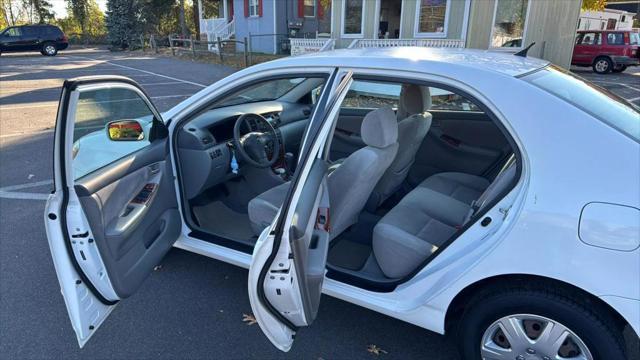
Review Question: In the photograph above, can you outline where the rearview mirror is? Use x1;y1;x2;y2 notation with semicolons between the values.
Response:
106;120;145;141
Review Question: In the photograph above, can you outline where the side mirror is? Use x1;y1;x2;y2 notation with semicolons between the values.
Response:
106;120;145;141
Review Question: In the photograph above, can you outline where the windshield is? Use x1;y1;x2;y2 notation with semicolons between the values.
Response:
523;65;640;142
215;78;305;107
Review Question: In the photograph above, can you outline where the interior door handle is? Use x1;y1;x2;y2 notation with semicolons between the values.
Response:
440;134;462;147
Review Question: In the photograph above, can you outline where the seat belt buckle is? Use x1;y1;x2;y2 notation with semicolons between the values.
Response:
315;207;330;232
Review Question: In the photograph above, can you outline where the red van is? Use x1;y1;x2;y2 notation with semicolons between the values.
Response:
572;30;639;74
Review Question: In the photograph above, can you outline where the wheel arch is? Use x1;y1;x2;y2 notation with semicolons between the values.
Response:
443;274;633;338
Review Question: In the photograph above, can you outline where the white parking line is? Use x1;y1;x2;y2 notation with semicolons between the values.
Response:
0;94;192;111
0;180;53;192
0;191;49;200
68;55;207;88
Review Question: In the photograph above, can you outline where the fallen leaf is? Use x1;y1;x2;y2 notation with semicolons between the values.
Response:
242;313;257;325
367;344;388;356
153;265;162;271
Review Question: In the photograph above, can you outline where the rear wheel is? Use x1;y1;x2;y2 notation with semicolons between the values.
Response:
456;288;626;360
612;65;627;73
592;57;613;74
42;42;57;56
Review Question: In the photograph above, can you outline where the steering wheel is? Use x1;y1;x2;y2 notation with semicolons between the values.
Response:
233;113;281;168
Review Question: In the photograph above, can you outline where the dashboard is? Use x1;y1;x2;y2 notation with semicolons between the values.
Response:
177;101;312;199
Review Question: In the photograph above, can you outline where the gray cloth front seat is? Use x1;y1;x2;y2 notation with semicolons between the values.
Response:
248;106;399;238
366;84;433;210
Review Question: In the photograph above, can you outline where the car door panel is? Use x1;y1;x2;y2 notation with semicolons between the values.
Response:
329;108;369;160
408;111;510;185
45;76;181;347
249;69;352;352
76;150;180;298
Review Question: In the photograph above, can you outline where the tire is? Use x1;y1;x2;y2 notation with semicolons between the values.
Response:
592;57;613;74
456;287;626;360
42;42;57;56
612;65;627;73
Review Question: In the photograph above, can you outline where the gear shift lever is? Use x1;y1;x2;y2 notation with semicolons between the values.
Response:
284;152;295;176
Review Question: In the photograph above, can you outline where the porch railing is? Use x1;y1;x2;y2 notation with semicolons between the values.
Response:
290;38;335;56
348;38;465;49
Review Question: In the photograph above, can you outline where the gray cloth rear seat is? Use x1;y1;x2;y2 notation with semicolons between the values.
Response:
417;172;490;205
373;157;516;278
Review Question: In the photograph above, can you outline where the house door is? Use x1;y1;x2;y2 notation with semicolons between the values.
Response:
377;0;402;39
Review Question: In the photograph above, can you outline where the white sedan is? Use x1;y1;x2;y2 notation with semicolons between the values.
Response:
45;48;639;360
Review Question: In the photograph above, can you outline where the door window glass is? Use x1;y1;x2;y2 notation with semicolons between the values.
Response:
4;27;22;37
579;32;601;45
606;33;624;45
343;81;401;109
417;0;449;34
430;88;481;111
491;0;529;48
72;87;154;180
631;32;639;45
341;80;481;112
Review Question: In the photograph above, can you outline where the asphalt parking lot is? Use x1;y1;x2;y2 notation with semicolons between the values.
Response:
0;48;461;360
1;49;639;360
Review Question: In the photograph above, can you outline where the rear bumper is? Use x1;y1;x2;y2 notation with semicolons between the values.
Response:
57;42;69;50
612;56;639;66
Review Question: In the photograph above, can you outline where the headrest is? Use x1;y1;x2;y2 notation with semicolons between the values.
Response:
397;84;431;120
361;107;398;149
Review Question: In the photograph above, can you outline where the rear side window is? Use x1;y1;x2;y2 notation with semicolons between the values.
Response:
606;33;624;45
524;66;640;142
630;32;639;45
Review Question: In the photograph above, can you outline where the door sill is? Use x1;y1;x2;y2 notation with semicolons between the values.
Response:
173;234;252;269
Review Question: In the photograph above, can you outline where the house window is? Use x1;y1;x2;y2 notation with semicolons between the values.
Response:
304;0;316;17
343;0;364;37
490;0;530;49
415;0;449;36
249;0;259;17
606;18;617;30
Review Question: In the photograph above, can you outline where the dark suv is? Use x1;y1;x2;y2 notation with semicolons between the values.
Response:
0;24;68;56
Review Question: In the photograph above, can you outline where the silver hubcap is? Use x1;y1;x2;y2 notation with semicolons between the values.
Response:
45;45;55;55
480;314;593;360
595;60;608;72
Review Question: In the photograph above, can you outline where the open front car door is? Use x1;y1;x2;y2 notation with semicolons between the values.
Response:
248;70;354;351
44;76;181;347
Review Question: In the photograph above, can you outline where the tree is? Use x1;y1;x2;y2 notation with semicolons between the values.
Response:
68;0;89;34
106;0;140;49
582;0;607;11
178;0;187;36
31;0;54;23
56;0;105;38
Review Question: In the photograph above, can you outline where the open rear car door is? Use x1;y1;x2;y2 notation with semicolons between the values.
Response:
248;70;353;351
44;76;181;347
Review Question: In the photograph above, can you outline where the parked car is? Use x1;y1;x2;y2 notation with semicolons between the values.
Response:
572;29;640;74
0;24;68;56
45;48;639;359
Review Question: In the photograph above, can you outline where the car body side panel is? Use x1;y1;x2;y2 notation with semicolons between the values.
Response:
165;56;639;339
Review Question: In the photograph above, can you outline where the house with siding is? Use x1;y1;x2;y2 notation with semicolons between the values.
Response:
197;0;582;68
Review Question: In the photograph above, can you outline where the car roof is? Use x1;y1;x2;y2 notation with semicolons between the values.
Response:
266;47;549;78
577;29;631;33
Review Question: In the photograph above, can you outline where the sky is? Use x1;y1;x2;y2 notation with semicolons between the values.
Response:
50;0;108;18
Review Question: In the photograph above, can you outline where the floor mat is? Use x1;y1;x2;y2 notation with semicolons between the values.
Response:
192;201;255;241
328;240;372;271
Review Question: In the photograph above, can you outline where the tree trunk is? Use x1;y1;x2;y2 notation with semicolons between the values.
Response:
178;0;187;37
192;0;200;40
